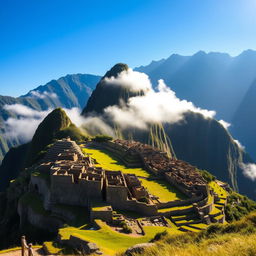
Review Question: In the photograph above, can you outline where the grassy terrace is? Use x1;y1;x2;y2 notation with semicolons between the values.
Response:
208;181;228;218
59;219;181;255
209;181;228;198
91;202;112;211
82;147;187;202
158;205;193;213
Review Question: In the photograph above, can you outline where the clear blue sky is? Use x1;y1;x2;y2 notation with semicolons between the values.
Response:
1;0;256;96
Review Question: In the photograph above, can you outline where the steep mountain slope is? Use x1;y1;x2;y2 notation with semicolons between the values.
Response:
232;80;256;160
135;50;256;121
82;64;256;199
0;73;101;162
0;108;80;248
82;63;145;115
0;108;81;192
26;108;73;166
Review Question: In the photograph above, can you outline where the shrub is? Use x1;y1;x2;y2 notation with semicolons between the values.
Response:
120;221;132;234
92;134;113;142
198;169;216;182
153;230;168;241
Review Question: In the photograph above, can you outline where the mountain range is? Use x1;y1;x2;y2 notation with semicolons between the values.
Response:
135;50;256;159
0;74;101;161
81;63;256;199
1;51;256;198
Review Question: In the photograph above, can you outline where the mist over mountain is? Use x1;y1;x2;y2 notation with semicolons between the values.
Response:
0;73;100;162
82;63;256;199
135;50;256;122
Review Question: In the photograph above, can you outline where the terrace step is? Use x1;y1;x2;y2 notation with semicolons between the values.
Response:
186;223;208;230
174;219;202;227
178;226;201;232
171;214;198;221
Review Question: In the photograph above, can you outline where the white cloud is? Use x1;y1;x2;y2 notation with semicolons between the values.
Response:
29;90;58;99
240;162;256;181
80;116;115;136
2;103;114;142
3;104;86;143
218;119;231;130
104;68;152;92
234;139;245;150
3;104;52;142
3;104;48;118
104;78;216;129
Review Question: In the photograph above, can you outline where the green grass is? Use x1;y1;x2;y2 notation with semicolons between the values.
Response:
209;181;228;198
158;205;193;213
83;147;187;202
187;223;208;229
91;202;112;211
43;241;63;255
83;148;149;177
59;219;181;255
120;212;256;256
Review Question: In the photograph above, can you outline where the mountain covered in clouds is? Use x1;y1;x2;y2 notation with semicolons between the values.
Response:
0;73;100;161
82;63;256;199
135;50;256;122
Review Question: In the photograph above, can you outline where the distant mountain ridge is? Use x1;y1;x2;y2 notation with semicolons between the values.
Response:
232;79;256;158
82;63;256;199
135;50;256;122
0;73;101;162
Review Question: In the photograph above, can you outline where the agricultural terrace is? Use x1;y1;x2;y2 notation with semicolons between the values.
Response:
82;147;187;202
59;219;181;255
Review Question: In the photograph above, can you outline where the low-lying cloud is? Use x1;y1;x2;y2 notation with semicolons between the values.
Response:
3;104;52;142
240;162;256;181
29;90;58;99
104;68;152;92
3;104;85;143
104;76;216;129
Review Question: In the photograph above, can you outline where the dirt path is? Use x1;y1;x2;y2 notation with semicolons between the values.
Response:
0;248;45;256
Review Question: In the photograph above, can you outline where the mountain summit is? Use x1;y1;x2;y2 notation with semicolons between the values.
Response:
82;63;143;115
26;108;72;166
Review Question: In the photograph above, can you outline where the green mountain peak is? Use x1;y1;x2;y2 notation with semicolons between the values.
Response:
26;108;72;166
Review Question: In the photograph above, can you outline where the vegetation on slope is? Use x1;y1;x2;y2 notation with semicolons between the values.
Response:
0;73;101;162
225;192;256;222
126;211;256;256
26;108;73;166
56;124;88;142
59;219;177;255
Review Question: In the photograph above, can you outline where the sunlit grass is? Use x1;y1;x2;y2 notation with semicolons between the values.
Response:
83;147;186;202
59;219;180;255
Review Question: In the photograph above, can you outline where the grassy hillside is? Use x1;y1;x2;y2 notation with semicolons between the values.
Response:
26;108;73;166
122;211;256;256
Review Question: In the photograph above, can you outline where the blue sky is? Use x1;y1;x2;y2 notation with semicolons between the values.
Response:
1;0;256;96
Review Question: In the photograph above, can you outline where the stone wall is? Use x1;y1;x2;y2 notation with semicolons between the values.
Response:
30;175;51;210
18;199;63;232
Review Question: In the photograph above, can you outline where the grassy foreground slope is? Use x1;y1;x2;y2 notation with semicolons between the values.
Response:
125;211;256;256
59;220;181;255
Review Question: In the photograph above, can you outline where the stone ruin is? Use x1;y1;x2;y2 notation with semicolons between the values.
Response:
29;138;225;229
98;139;208;198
